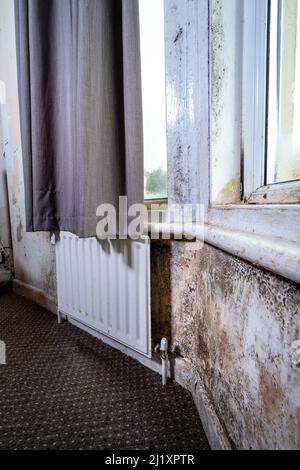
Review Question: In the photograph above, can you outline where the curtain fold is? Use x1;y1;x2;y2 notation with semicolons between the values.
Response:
15;0;143;238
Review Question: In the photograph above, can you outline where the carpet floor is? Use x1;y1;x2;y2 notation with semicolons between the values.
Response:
0;292;209;450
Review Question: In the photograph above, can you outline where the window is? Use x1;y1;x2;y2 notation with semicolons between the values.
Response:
139;0;168;201
267;0;300;185
210;0;300;205
155;0;300;282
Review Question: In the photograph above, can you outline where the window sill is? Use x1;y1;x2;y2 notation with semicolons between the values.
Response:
144;198;168;210
145;221;300;284
206;204;300;246
246;181;300;204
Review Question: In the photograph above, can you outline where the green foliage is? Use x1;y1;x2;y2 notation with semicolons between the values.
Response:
145;168;167;199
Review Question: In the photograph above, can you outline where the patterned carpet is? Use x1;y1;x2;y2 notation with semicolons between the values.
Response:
0;292;209;450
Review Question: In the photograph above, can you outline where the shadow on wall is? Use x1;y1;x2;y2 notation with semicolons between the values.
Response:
0;165;12;253
0;103;12;252
0;165;13;287
151;240;172;358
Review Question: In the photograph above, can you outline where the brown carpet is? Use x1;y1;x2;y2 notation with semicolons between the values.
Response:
0;292;209;450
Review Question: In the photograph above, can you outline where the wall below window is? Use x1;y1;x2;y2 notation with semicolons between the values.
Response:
151;240;300;450
0;0;57;306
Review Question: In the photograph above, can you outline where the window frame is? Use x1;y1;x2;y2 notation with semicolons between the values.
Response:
209;0;300;208
243;0;269;200
243;0;300;204
205;0;300;245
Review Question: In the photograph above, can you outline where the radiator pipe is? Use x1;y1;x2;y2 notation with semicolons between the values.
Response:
160;338;168;386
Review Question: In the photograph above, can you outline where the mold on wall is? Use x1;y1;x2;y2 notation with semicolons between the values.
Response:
0;0;57;302
151;240;300;449
164;0;206;206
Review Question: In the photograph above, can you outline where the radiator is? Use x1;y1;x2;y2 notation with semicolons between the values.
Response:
56;232;151;356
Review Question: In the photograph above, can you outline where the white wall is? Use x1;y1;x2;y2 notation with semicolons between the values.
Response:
0;0;57;303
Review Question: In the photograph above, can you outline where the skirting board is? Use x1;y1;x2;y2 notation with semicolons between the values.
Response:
13;279;57;315
174;357;232;450
12;278;229;449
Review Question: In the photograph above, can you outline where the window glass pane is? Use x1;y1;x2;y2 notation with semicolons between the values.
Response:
139;0;168;200
267;0;300;184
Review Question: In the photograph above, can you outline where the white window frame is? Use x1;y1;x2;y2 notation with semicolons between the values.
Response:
243;0;269;200
243;0;300;204
205;0;300;248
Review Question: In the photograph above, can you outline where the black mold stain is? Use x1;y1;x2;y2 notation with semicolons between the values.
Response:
174;27;183;43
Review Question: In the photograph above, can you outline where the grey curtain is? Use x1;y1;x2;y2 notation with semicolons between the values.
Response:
15;0;143;237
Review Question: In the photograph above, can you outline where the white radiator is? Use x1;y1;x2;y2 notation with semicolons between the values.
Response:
56;232;151;356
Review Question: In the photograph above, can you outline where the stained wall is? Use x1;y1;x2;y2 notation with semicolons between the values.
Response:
152;240;300;449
